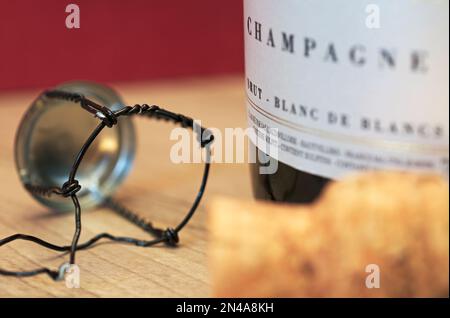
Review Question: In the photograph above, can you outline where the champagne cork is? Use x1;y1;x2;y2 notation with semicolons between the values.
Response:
209;172;449;297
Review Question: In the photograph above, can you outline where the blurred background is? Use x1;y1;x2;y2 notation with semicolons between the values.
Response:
0;0;244;91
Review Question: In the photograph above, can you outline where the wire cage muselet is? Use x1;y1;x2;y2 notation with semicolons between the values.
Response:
0;82;214;281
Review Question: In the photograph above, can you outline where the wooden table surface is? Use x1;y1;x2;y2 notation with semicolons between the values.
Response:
0;76;253;297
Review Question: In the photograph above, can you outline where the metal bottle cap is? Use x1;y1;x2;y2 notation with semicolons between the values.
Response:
14;82;136;212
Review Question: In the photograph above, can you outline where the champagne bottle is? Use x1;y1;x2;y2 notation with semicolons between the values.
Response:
245;0;449;203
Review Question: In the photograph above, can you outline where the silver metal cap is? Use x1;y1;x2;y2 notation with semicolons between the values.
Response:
14;82;136;212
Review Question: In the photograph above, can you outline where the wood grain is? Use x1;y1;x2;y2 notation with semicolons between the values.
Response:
0;76;252;297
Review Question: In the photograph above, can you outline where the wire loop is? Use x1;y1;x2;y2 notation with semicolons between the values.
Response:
57;180;82;197
0;89;213;281
163;228;179;247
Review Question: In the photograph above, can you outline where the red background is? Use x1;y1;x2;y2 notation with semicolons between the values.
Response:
0;0;244;91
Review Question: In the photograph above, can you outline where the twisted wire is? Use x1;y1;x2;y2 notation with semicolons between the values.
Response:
103;197;165;238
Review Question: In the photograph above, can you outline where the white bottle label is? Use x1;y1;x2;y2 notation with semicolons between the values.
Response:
244;0;449;179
